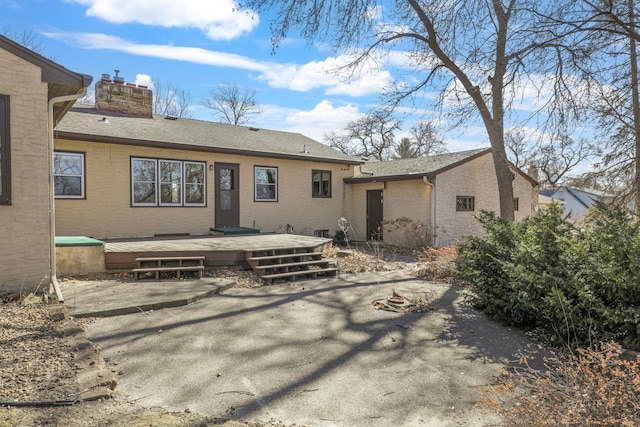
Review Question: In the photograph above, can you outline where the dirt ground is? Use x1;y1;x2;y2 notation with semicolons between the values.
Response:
1;247;435;427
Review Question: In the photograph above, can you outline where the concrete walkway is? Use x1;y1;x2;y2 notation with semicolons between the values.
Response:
68;271;548;426
60;278;235;318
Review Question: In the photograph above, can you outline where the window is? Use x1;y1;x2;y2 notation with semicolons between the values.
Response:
456;196;475;211
184;162;206;206
312;170;331;198
0;94;10;205
159;160;182;206
54;152;85;198
255;166;277;201
131;157;206;207
513;197;519;211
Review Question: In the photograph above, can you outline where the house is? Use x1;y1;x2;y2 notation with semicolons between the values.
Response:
53;73;362;240
539;186;615;219
344;150;538;246
0;35;92;297
537;193;565;212
52;73;539;250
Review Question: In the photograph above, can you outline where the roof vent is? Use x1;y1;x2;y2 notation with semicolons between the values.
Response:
113;69;124;84
249;127;259;131
301;144;309;154
99;117;109;123
165;116;178;120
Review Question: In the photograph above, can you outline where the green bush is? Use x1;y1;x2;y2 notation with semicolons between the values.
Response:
457;202;640;348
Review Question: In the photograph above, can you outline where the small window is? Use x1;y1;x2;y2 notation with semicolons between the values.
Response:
255;166;278;201
0;94;10;205
456;196;475;211
312;170;331;198
513;197;519;211
54;152;85;199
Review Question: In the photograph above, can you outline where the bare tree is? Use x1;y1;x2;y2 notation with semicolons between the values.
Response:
571;0;640;211
409;121;446;157
201;84;261;125
505;128;534;170
536;136;599;188
324;109;400;160
505;128;598;188
244;0;589;220
153;80;192;118
1;26;45;54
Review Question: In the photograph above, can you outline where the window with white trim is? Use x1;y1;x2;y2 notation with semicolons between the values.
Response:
255;166;278;201
131;157;205;207
54;151;85;199
0;94;10;205
159;160;182;206
456;195;475;211
184;162;206;206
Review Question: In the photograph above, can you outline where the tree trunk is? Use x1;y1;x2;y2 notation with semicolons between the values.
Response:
630;0;640;214
487;124;516;221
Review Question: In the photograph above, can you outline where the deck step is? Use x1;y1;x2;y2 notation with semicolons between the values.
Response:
260;267;339;284
247;252;323;263
244;246;338;283
252;259;330;271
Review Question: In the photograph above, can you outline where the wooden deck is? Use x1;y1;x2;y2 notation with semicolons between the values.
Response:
104;234;333;270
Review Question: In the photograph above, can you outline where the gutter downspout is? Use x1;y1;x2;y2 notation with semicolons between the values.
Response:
48;89;87;303
423;176;436;247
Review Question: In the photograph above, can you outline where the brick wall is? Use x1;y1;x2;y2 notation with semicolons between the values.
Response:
54;138;354;238
435;152;534;246
95;81;153;118
0;48;52;292
345;151;535;247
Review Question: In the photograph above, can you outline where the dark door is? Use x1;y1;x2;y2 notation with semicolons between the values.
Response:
214;163;239;227
366;189;383;241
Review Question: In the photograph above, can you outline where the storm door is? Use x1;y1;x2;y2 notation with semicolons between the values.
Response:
366;189;383;240
214;163;239;227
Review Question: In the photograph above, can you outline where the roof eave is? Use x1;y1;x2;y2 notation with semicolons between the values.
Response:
344;172;430;183
54;131;363;165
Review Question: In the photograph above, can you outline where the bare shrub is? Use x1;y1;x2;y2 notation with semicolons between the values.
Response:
413;247;458;283
481;341;640;426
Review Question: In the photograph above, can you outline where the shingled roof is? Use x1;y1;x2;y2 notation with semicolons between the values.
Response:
344;148;492;182
55;106;362;165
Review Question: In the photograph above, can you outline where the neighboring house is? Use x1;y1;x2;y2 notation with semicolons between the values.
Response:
344;149;538;246
539;186;615;220
53;74;362;239
0;35;91;295
537;193;565;212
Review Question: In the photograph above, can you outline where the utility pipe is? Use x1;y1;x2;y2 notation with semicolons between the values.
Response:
48;89;87;303
423;176;436;247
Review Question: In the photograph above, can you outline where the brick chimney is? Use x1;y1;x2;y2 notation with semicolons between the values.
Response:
527;164;539;182
95;70;153;118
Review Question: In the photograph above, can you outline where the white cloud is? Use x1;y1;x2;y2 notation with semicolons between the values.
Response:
68;0;258;40
44;32;390;97
134;73;153;87
259;54;392;96
43;32;267;70
256;100;363;142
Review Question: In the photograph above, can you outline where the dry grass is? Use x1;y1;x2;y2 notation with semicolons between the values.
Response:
481;342;640;426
